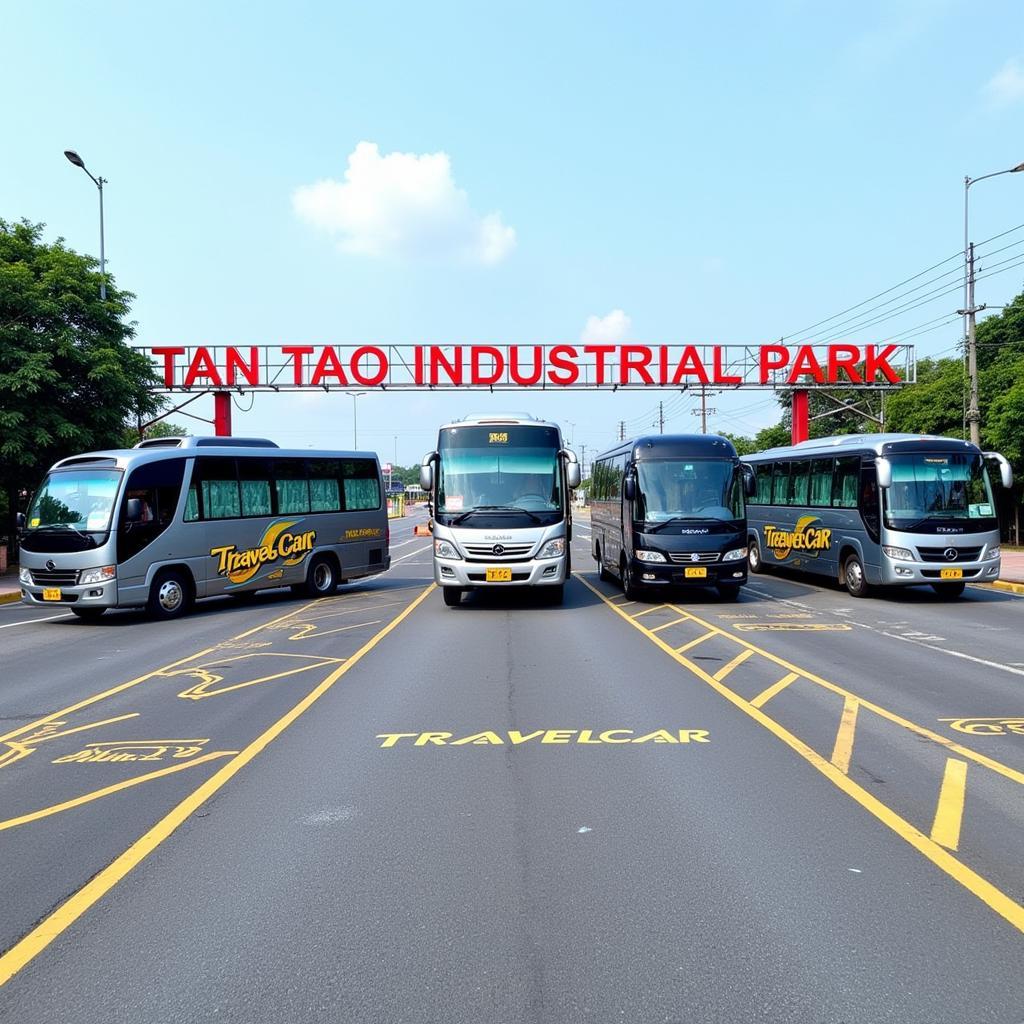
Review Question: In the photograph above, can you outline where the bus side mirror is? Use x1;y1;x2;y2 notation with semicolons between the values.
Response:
623;476;636;501
875;458;892;489
567;462;581;489
985;452;1014;489
419;452;436;493
124;498;143;524
742;465;756;498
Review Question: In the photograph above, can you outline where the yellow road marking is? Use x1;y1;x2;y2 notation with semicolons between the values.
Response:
735;623;852;632
0;713;142;770
286;619;382;641
931;758;968;851
650;616;691;633
630;605;667;618
713;649;754;681
0;583;435;988
675;632;717;653
577;574;1024;936
831;696;859;774
750;672;799;709
0;752;235;832
659;603;1024;789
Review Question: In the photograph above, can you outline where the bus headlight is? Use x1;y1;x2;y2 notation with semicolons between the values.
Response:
539;538;565;558
19;567;32;585
882;545;913;561
434;539;459;559
722;547;748;562
986;546;1001;560
635;549;667;562
79;565;116;585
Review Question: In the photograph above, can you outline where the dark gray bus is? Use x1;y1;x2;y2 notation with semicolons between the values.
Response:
589;434;755;600
17;437;391;620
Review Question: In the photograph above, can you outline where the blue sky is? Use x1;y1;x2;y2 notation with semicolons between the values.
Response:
5;0;1024;467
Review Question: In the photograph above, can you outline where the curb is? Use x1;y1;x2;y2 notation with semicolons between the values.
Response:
988;579;1024;596
0;592;22;606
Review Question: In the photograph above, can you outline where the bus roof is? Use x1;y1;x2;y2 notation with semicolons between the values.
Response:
742;433;982;462
436;414;563;432
594;434;739;462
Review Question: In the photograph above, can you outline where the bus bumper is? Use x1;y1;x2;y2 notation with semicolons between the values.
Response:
633;560;747;587
434;557;567;588
20;580;120;609
878;559;1000;586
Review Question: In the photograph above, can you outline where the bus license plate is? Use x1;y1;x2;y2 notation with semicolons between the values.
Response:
684;567;707;579
939;568;963;580
486;568;513;582
42;588;62;601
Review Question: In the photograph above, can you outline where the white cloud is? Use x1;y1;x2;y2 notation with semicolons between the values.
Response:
580;309;631;346
292;141;516;265
983;59;1024;107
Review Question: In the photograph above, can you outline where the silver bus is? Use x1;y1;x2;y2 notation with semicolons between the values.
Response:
742;433;1013;598
419;414;581;606
17;437;391;620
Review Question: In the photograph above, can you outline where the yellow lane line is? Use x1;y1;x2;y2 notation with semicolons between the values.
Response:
750;672;800;710
630;605;667;619
0;596;330;745
0;583;435;988
661;603;1024;789
931;758;969;851
650;616;691;633
578;574;1024;936
0;752;236;832
713;649;754;681
831;696;860;774
675;632;717;653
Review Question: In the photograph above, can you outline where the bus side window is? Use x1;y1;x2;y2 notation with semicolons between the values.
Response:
343;459;381;511
197;457;241;519
790;460;810;506
274;458;310;514
809;458;833;507
771;462;790;506
753;464;772;505
832;456;859;509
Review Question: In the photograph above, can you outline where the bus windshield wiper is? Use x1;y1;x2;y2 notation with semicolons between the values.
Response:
40;522;92;540
452;505;542;524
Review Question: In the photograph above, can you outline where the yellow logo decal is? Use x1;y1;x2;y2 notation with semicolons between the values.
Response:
209;520;316;585
344;527;382;540
764;516;832;560
376;729;710;747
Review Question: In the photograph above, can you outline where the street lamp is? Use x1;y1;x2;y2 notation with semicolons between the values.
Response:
346;391;366;448
64;149;107;300
962;161;1024;446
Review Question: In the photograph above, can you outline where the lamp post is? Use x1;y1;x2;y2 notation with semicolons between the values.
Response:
64;150;107;300
962;161;1024;446
346;391;366;448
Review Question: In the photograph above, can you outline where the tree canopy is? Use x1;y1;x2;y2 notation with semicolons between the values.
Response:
0;219;161;539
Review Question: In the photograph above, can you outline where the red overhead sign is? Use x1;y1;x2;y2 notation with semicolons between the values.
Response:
147;343;914;391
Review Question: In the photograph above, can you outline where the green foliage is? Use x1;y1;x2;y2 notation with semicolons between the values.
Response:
0;219;161;535
718;431;757;456
884;357;964;437
122;419;189;448
754;423;790;450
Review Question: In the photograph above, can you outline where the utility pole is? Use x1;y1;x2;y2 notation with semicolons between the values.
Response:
691;388;717;434
579;444;586;479
64;150;107;300
964;241;981;446
658;401;664;434
618;421;625;441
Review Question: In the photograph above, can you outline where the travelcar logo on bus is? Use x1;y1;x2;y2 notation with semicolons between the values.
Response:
764;517;832;559
210;520;316;585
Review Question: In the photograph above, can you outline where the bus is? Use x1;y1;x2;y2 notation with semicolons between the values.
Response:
742;433;1013;598
419;414;581;606
17;437;391;620
590;434;755;601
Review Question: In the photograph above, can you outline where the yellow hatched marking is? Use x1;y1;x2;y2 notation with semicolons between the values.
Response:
931;758;968;851
0;752;236;832
650;616;691;633
713;648;754;681
750;672;800;709
630;605;667;619
675;632;717;653
831;696;859;774
577;574;1024;937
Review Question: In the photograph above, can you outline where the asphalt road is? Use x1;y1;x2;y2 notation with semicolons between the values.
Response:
1;506;1022;1022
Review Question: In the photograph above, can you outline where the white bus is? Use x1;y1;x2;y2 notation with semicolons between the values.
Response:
742;433;1013;598
419;414;581;606
17;437;391;620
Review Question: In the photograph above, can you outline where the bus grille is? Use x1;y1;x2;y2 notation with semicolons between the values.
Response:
29;569;81;586
667;551;720;564
463;542;535;561
916;546;983;563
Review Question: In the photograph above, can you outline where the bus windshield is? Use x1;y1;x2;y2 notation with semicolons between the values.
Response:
438;426;562;515
636;459;743;522
25;469;122;533
884;453;996;530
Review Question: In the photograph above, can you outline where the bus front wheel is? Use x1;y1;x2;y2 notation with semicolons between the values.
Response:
931;581;966;599
621;558;641;600
148;569;194;620
748;539;764;574
442;587;463;607
843;554;870;598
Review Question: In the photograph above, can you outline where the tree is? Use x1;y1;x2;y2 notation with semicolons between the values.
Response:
0;219;161;541
122;419;189;448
